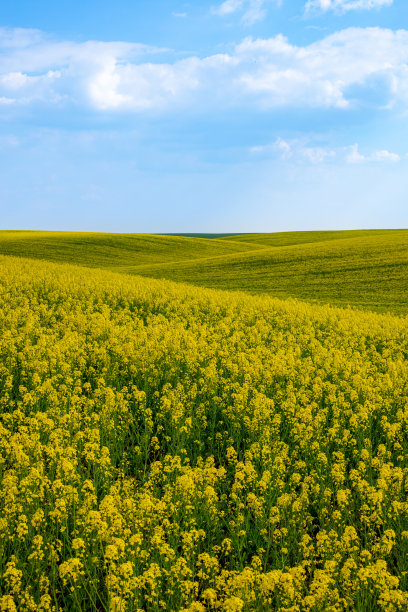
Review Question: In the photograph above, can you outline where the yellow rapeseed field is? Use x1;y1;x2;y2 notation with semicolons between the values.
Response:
1;255;408;611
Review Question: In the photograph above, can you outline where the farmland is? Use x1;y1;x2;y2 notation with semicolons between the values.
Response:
140;231;408;315
1;250;408;610
0;229;407;314
0;231;258;269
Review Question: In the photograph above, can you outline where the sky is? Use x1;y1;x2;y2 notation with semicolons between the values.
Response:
0;0;407;232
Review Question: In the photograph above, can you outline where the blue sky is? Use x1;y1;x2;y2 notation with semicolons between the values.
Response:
0;0;407;232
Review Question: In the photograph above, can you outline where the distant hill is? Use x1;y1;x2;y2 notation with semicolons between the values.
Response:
165;233;241;239
0;231;258;268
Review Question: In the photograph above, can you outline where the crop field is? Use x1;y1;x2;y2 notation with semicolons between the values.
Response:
0;232;258;270
1;251;408;611
140;232;408;315
0;229;407;315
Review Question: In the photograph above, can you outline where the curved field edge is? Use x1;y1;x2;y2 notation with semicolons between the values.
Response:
1;255;408;610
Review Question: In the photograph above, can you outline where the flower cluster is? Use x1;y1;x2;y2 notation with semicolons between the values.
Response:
0;255;408;610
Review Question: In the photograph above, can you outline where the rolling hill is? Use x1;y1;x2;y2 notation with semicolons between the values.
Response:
0;231;258;268
137;231;408;314
0;229;407;314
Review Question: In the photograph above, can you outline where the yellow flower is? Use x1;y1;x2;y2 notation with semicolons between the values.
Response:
0;596;18;612
222;596;244;612
59;558;84;585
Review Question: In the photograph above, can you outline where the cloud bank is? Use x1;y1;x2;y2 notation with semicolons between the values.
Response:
1;26;408;113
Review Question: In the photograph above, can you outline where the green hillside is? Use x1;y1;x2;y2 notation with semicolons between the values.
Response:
0;231;257;269
0;229;407;315
223;229;404;248
135;231;408;315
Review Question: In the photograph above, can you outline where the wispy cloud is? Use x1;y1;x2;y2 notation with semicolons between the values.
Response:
212;0;279;25
251;138;336;163
0;134;19;148
0;96;16;105
346;143;400;163
250;138;401;164
305;0;393;14
1;26;408;113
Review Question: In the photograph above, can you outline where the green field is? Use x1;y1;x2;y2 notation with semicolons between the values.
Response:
1;229;407;315
0;231;258;268
139;231;408;314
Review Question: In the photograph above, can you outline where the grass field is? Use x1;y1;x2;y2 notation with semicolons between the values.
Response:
0;229;407;315
1;254;408;611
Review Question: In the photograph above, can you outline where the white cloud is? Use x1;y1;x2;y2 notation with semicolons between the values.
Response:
372;149;400;162
0;69;62;105
346;143;400;163
88;61;132;110
1;26;408;113
214;0;244;15
251;139;401;164
303;146;336;163
0;27;43;49
305;0;393;14
0;96;15;105
236;28;408;109
346;143;366;163
0;28;169;110
251;137;336;162
212;0;279;25
275;137;293;159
